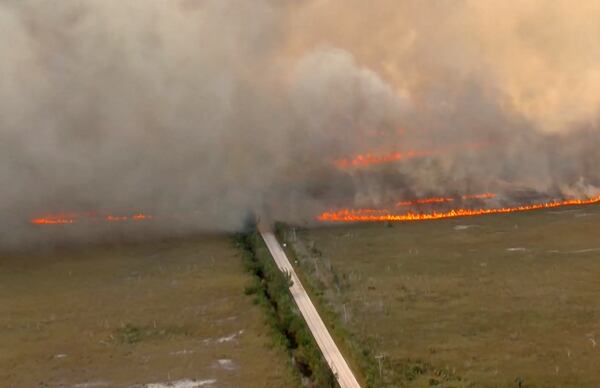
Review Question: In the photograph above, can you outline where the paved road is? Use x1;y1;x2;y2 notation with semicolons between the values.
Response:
260;229;361;388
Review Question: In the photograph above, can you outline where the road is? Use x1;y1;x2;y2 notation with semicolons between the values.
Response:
259;228;361;388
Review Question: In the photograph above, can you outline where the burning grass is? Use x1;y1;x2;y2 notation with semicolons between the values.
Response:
30;211;153;225
318;194;600;223
287;203;600;386
334;149;433;169
333;141;490;170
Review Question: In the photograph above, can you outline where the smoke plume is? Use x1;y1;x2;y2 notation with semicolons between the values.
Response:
1;0;600;246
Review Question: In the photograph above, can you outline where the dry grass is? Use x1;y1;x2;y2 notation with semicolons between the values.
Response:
294;204;600;387
0;235;298;387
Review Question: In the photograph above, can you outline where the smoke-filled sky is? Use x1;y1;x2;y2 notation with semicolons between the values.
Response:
2;0;600;246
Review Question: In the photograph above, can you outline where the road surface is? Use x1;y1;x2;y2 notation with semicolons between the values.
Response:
259;229;361;388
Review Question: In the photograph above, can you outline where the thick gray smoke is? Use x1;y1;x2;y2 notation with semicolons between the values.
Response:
1;0;599;246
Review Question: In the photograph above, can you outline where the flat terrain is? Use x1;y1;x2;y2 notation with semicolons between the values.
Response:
293;204;600;387
0;236;297;388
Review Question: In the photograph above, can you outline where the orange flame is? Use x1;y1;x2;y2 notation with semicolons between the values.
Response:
30;212;153;225
334;150;432;169
334;141;492;170
318;195;600;223
31;214;77;225
132;213;153;221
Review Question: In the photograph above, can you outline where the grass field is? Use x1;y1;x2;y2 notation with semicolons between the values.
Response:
288;204;600;387
0;235;298;388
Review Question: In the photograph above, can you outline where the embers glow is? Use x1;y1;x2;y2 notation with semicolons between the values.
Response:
318;195;600;223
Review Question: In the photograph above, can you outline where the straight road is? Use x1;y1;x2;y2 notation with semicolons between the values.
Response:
259;228;361;388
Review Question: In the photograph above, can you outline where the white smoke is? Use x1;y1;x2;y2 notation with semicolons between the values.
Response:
1;0;599;246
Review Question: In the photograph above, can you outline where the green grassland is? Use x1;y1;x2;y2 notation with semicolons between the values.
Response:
0;235;298;387
285;204;600;387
